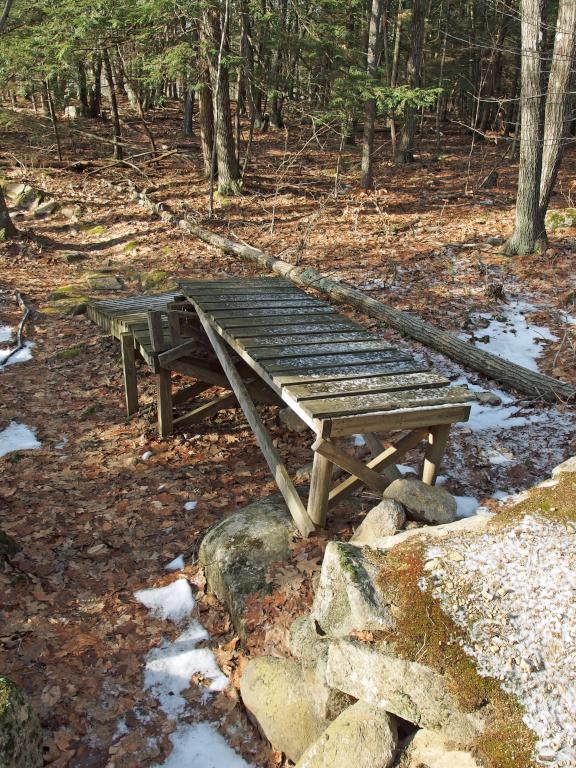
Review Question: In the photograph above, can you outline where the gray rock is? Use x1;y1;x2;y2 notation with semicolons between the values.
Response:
295;701;398;768
0;677;43;768
402;728;483;767
326;640;483;746
295;462;314;483
552;456;576;478
3;182;47;211
475;390;502;406
86;274;122;291
311;541;395;637
199;494;294;638
64;252;88;264
240;657;328;762
351;499;406;544
289;614;330;681
384;479;456;525
546;208;576;231
279;407;308;433
486;235;504;246
33;199;58;218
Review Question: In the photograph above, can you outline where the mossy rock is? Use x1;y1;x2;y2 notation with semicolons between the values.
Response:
140;270;174;291
123;241;138;253
0;677;43;768
86;273;122;291
41;296;90;316
545;208;576;231
56;344;85;360
63;252;88;264
47;284;84;301
83;224;105;236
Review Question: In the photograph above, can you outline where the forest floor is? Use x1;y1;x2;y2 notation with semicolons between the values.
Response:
0;103;575;767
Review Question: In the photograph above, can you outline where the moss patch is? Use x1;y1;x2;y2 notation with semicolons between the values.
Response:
123;240;138;252
56;344;85;360
494;473;576;528
140;269;174;290
47;284;83;301
375;544;537;768
0;676;14;716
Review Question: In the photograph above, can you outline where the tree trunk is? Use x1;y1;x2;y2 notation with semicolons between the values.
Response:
389;0;403;156
361;0;385;188
88;55;102;118
201;0;240;195
77;62;89;116
539;0;576;217
199;64;215;177
0;187;17;239
394;0;425;164
240;0;264;129
183;89;194;136
102;48;123;161
505;0;546;255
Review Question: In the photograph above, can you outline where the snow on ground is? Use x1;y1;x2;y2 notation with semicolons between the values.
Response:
134;579;251;767
184;501;197;511
0;340;34;368
0;421;41;457
134;578;196;623
165;555;185;571
453;496;479;518
0;325;12;343
427;515;576;766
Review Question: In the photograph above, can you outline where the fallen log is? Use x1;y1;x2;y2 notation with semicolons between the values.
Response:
127;182;576;403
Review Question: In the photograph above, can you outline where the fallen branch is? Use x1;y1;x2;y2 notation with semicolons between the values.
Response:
127;182;576;403
1;291;32;367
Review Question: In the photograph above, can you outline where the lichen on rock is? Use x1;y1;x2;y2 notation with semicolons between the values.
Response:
0;677;43;768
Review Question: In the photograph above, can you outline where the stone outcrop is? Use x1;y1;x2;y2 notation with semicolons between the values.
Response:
401;728;483;767
240;657;329;763
295;701;398;768
384;478;457;524
198;494;294;638
310;542;395;637
351;499;406;543
326;640;483;746
0;677;43;768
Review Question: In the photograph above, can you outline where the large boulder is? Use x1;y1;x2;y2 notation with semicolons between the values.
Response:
289;614;330;677
295;701;398;768
326;640;483;746
552;456;576;478
401;729;483;767
198;494;294;638
310;542;395;638
0;677;43;768
351;499;406;543
240;657;329;762
384;479;456;525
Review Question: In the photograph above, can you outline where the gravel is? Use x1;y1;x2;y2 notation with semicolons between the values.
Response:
426;515;576;767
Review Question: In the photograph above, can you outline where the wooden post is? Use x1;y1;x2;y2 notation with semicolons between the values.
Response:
120;333;138;416
422;424;451;485
157;368;173;437
307;452;333;527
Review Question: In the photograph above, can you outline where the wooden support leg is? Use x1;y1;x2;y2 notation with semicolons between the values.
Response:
307;452;333;527
422;424;451;485
362;432;402;482
120;333;138;416
157;368;173;437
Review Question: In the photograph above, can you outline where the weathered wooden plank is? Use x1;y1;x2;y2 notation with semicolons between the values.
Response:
274;360;428;386
313;438;390;494
301;386;472;419
157;368;173;437
209;306;337;319
158;339;198;366
250;340;395;361
307;453;333;527
326;404;472;438
217;314;352;330
194;305;315;537
196;293;318;307
173;392;238;428
120;333;138;416
241;331;374;348
422;424;451;485
327;429;428;505
264;350;412;373
231;319;362;335
288;372;449;401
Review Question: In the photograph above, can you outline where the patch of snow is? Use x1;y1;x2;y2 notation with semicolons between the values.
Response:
165;555;185;572
113;718;129;741
156;723;251;768
430;516;576;766
353;434;365;446
55;436;68;450
396;463;417;475
465;300;556;372
184;501;197;511
0;341;34;368
0;325;12;343
135;579;195;623
142;450;153;461
143;620;227;717
0;421;41;457
454;496;479;518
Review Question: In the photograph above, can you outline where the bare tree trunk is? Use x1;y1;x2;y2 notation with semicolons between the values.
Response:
88;55;102;118
199;64;215;177
389;0;403;156
183;89;195;136
361;0;385;188
0;187;17;239
44;80;63;162
202;0;240;196
102;48;123;161
505;0;547;255
240;0;264;129
394;0;425;164
539;0;576;216
77;62;89;116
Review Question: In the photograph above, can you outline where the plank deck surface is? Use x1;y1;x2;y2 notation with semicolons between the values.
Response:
179;277;472;435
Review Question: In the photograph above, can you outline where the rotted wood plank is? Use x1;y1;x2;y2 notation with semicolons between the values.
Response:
274;359;428;386
327;429;428;506
301;386;472;419
287;372;449;401
264;350;412;373
194;305;315;537
326;404;472;438
250;340;395;360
